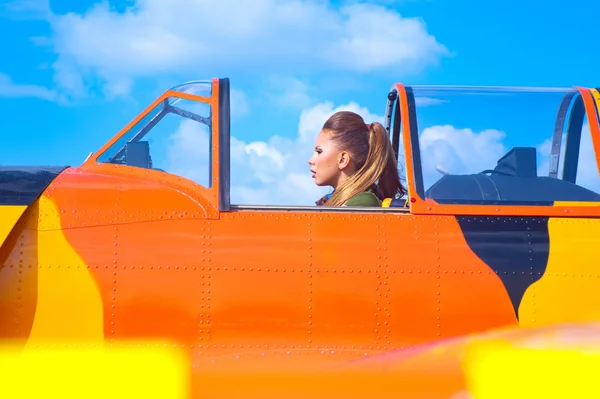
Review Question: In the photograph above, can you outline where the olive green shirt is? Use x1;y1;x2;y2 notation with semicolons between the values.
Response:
344;189;381;207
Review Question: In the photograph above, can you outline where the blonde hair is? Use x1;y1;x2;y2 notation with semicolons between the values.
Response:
322;111;405;207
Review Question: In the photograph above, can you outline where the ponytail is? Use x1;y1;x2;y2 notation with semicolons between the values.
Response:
325;120;404;207
369;123;405;199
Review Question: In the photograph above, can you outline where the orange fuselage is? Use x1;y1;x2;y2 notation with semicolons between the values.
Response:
2;80;600;398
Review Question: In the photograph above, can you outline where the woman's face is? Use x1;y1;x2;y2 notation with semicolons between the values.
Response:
308;130;347;188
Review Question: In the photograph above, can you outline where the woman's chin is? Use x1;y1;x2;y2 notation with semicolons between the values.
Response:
312;175;332;187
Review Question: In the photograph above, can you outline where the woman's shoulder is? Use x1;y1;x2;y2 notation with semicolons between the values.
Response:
344;189;381;207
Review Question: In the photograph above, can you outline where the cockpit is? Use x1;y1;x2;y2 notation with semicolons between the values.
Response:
91;80;600;211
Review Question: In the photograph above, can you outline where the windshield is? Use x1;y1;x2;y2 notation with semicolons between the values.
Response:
95;88;213;188
402;85;600;205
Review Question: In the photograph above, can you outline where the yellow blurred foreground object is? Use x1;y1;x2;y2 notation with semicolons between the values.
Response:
464;339;600;398
0;342;189;399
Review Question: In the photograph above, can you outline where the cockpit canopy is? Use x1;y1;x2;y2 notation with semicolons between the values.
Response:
385;85;600;207
92;79;600;209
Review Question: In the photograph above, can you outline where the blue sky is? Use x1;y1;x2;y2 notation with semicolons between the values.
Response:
1;0;599;205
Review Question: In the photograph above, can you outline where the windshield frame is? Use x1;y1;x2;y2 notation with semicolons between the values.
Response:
387;83;600;217
80;79;225;218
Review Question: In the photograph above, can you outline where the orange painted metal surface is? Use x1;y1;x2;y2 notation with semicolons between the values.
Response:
578;86;600;175
47;167;516;366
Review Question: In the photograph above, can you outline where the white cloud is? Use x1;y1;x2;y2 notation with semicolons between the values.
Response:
21;0;448;98
332;3;444;71
418;125;507;188
0;72;62;102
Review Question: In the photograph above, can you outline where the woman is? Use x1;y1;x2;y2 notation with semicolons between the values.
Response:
308;111;405;207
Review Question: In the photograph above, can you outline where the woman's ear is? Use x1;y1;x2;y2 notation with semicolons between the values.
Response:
338;150;351;170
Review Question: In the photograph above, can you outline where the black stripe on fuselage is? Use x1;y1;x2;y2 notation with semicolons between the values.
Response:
456;216;549;319
0;166;68;205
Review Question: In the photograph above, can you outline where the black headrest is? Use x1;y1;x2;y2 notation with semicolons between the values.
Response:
494;147;537;178
126;141;151;168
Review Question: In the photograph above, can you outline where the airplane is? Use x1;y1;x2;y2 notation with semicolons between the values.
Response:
1;78;600;398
